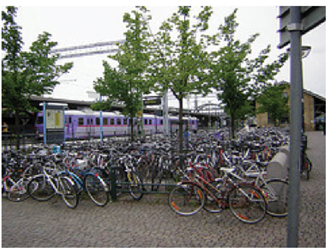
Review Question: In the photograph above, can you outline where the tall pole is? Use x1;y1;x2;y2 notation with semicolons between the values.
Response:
163;89;169;136
43;102;47;145
100;95;103;142
287;6;303;247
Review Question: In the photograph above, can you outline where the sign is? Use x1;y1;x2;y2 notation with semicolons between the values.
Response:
278;6;326;49
143;98;161;106
46;109;64;129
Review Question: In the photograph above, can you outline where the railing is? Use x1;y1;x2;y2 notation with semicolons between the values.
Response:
108;166;177;202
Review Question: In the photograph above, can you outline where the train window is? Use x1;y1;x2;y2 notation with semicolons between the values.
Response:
160;120;163;125
117;118;121;125
78;118;84;125
144;119;148;125
36;116;43;124
68;117;72;124
96;118;100;125
149;119;152;125
110;118;115;125
103;118;108;125
123;119;127;125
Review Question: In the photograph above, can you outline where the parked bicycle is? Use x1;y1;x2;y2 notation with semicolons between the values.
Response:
27;163;80;209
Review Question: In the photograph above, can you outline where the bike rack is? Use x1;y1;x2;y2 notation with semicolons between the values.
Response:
109;166;177;202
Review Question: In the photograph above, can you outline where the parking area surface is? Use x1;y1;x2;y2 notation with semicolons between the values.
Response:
2;131;325;247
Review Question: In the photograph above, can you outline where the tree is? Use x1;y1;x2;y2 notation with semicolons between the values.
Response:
2;6;73;148
93;7;152;141
209;9;288;138
256;84;289;126
147;6;218;154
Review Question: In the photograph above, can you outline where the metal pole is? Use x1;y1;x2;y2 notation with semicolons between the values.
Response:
63;106;66;143
100;95;103;142
163;89;169;136
43;102;47;145
287;6;303;247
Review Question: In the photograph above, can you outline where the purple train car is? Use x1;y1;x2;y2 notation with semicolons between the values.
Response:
35;110;198;139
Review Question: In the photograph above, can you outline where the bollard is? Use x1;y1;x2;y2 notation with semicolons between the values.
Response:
110;166;118;202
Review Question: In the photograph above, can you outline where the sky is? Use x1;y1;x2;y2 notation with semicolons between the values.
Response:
2;1;326;110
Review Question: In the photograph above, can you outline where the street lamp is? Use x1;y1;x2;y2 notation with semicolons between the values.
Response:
287;45;312;58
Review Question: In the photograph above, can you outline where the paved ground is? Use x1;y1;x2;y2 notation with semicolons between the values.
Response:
2;131;325;247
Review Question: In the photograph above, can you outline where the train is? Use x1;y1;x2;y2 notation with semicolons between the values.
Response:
35;109;198;139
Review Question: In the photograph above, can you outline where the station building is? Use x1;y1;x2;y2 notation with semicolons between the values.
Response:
256;81;326;131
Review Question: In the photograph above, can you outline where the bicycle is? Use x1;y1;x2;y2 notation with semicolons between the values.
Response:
60;152;110;206
27;164;80;209
235;162;288;217
2;165;31;202
168;166;268;224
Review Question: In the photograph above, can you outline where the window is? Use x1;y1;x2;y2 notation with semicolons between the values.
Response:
110;118;115;125
123;119;128;125
96;118;100;125
78;118;84;125
68;117;72;124
144;119;148;125
36;116;43;124
117;118;121;125
103;118;108;125
160;120;163;125
149;119;152;125
87;119;93;125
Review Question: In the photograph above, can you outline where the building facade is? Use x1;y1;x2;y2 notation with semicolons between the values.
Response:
256;81;326;131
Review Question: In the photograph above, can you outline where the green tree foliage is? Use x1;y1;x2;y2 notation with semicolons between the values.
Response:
147;6;217;153
209;9;288;137
256;84;289;126
2;6;73;148
93;7;152;141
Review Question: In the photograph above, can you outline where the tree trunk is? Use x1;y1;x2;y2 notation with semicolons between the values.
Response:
130;118;134;141
230;112;235;139
14;110;21;150
178;97;184;170
178;97;184;155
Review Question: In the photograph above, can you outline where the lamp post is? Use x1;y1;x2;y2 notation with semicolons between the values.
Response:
87;91;103;142
286;7;311;247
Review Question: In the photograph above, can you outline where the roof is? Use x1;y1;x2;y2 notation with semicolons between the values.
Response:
277;81;326;102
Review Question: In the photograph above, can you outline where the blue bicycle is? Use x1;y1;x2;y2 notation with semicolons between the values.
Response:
60;157;110;207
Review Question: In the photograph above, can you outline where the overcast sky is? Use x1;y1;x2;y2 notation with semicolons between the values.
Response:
2;1;326;109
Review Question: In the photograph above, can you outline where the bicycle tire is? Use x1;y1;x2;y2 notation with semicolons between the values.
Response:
7;179;30;202
152;167;164;191
84;174;109;207
228;184;267;224
305;156;312;180
58;176;80;209
28;175;55;201
129;171;144;201
260;179;288;217
202;181;223;213
168;182;205;216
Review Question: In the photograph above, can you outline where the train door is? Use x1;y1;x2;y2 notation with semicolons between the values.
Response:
66;116;77;139
86;116;95;138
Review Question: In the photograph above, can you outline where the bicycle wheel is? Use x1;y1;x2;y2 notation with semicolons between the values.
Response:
260;179;288;217
202;181;223;213
152;167;164;191
28;175;55;201
129;171;143;201
58;176;79;209
8;178;30;202
84;174;109;207
305;156;312;180
228;184;267;224
168;182;205;216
